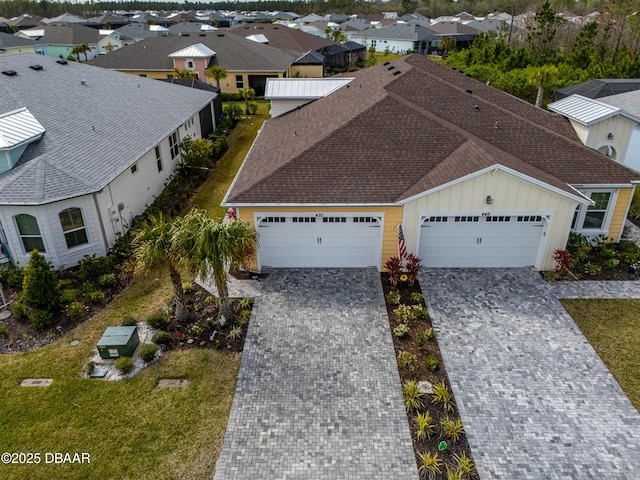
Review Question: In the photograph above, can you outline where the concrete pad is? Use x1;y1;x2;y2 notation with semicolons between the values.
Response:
0;310;11;320
21;378;53;387
158;379;189;388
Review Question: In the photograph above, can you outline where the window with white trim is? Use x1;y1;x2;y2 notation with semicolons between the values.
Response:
169;131;180;160
572;190;614;233
235;75;244;89
59;208;88;248
155;146;163;172
15;214;45;252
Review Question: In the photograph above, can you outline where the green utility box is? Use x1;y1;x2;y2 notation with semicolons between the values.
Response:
96;326;140;359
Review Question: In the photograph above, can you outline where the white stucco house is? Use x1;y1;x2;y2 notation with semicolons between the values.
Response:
549;91;640;173
0;52;217;269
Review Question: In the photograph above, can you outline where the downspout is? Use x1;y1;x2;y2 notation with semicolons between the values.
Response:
93;192;109;255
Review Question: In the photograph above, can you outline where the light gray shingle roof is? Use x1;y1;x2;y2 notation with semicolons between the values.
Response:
0;52;216;205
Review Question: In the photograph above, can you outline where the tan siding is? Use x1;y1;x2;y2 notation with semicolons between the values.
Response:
586;116;637;165
609;187;633;241
236;206;403;270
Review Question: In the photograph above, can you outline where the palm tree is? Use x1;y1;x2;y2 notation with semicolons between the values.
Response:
133;214;190;323
238;87;256;115
440;37;456;57
527;65;559;108
176;209;257;321
205;65;228;90
172;67;197;79
331;30;346;43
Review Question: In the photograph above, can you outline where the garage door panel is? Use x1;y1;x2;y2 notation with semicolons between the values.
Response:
419;215;545;268
258;215;381;269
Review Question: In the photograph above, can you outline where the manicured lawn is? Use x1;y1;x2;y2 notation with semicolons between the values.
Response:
191;101;269;219
562;299;640;411
374;52;403;63
0;107;268;479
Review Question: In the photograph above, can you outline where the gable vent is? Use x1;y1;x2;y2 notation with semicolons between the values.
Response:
29;64;43;71
2;70;17;76
56;59;68;65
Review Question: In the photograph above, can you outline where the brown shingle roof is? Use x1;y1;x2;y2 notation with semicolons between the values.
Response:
230;23;337;54
225;54;640;205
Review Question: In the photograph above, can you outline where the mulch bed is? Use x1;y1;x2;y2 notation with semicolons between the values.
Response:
381;273;478;479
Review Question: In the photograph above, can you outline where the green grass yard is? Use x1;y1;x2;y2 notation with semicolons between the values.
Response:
563;299;640;412
0;106;268;479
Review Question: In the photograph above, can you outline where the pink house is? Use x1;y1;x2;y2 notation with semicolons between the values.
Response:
168;43;216;80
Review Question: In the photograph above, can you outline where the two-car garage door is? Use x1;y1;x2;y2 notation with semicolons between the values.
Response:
418;214;547;268
257;214;382;268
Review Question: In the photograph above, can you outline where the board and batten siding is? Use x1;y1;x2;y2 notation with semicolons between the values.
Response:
401;169;578;271
236;206;403;271
608;187;634;242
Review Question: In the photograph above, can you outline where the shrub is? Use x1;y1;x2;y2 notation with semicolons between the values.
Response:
409;292;424;305
98;273;117;288
76;254;114;282
226;325;243;341
384;256;402;287
416;327;434;348
386;290;401;305
114;356;135;375
60;288;81;304
553;249;573;276
85;290;105;304
432;382;455;412
441;417;464;443
415;411;436;440
65;301;85;319
453;452;476;477
397;351;418;373
188;322;204;336
413;305;428;320
417;451;441;479
393;323;410;338
584;262;602;277
10;300;27;319
605;258;620;269
0;264;23;288
402;380;424;410
620;251;640;265
28;309;53;330
146;313;169;329
21;250;61;311
223;103;242;122
0;325;7;339
405;254;422;285
394;305;416;324
424;354;440;371
600;246;617;260
152;331;174;347
236;297;253;310
121;316;138;326
247;101;259;114
139;343;159;362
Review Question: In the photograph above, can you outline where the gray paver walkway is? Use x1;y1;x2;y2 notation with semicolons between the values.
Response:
420;268;640;479
551;279;640;298
213;269;418;480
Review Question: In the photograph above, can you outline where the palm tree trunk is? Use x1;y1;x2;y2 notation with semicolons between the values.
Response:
535;84;544;108
169;267;189;323
216;279;234;321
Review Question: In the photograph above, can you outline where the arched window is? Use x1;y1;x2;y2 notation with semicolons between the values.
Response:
15;214;45;252
59;208;88;248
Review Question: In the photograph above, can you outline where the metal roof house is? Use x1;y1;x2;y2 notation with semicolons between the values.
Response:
0;52;217;269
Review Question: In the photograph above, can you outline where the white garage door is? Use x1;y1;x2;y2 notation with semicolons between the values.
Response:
257;214;382;268
419;214;546;268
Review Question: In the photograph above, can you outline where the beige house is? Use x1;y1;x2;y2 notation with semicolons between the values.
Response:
223;55;640;272
549;92;640;173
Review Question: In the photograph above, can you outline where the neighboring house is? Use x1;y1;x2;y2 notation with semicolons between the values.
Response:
0;52;217;269
553;79;640;102
347;23;439;54
90;32;307;95
548;91;640;172
115;22;168;41
222;55;639;272
87;13;133;30
20;22;100;60
8;13;44;30
97;30;135;55
41;13;94;25
168;22;218;35
265;77;353;117
428;21;481;51
230;23;364;71
0;31;44;55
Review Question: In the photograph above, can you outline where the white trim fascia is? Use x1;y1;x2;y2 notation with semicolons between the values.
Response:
399;164;590;205
571;183;636;189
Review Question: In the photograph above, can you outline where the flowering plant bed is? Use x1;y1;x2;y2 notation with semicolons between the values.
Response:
382;273;479;479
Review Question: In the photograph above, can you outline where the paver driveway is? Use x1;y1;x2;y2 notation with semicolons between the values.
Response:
420;268;640;479
213;269;418;480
